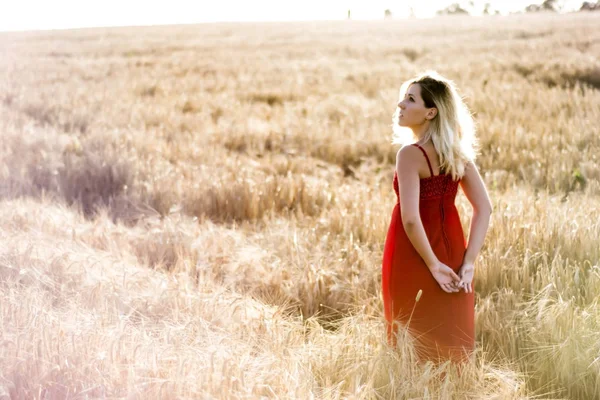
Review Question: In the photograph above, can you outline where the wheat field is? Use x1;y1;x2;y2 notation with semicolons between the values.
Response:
1;12;600;399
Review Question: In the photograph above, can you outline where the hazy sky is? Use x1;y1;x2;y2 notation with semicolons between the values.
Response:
0;0;584;32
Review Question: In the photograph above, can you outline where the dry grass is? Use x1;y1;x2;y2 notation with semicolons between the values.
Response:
1;12;599;399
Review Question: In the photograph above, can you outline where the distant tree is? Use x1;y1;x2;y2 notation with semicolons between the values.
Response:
384;9;393;19
580;1;600;10
542;0;560;10
525;0;561;12
436;3;470;15
409;7;416;18
482;2;500;14
526;0;560;12
525;4;540;12
347;9;351;19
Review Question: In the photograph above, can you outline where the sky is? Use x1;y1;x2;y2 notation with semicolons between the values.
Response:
0;0;585;32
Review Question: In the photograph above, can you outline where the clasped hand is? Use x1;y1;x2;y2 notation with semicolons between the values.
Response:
429;261;474;293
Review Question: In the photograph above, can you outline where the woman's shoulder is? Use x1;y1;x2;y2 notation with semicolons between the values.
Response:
396;143;422;160
395;144;428;177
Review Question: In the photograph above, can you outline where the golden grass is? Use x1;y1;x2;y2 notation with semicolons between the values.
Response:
1;12;599;399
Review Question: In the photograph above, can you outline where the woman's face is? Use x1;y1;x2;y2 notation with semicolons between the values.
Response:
397;83;433;128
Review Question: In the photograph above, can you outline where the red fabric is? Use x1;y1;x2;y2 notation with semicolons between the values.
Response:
382;147;474;362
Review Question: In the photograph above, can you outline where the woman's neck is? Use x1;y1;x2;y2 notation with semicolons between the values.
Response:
412;128;431;145
411;122;430;143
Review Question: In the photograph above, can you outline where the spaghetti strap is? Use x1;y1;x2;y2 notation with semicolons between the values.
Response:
413;144;434;177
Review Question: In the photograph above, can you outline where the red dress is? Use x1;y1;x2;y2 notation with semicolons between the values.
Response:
381;144;474;362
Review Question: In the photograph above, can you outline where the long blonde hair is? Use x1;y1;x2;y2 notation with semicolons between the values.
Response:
392;71;477;180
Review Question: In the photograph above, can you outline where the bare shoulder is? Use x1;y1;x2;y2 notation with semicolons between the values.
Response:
396;144;421;164
462;161;480;177
396;145;422;177
460;161;485;185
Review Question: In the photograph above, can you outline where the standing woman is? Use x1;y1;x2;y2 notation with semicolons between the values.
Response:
381;71;492;362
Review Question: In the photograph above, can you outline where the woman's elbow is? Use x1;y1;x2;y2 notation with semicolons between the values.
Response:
477;201;493;217
402;218;419;232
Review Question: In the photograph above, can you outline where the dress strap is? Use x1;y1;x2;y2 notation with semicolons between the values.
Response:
413;144;434;177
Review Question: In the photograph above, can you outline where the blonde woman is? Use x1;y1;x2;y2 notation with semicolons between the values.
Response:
381;71;492;362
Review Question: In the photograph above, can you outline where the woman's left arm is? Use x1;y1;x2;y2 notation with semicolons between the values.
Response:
457;162;492;292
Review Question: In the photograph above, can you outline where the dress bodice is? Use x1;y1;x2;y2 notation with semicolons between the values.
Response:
393;172;459;202
393;143;460;203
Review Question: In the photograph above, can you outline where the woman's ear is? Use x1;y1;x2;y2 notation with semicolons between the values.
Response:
427;108;438;120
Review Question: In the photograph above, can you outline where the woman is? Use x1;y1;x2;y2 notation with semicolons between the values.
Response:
381;71;492;363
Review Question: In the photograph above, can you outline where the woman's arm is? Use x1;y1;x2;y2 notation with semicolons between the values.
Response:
459;162;492;265
396;146;460;293
457;162;492;292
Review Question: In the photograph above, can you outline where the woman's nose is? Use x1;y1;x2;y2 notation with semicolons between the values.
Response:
397;101;405;109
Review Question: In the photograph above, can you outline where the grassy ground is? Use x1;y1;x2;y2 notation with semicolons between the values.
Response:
1;12;599;399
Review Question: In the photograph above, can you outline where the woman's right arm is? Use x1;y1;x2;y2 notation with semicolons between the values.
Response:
457;162;492;291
